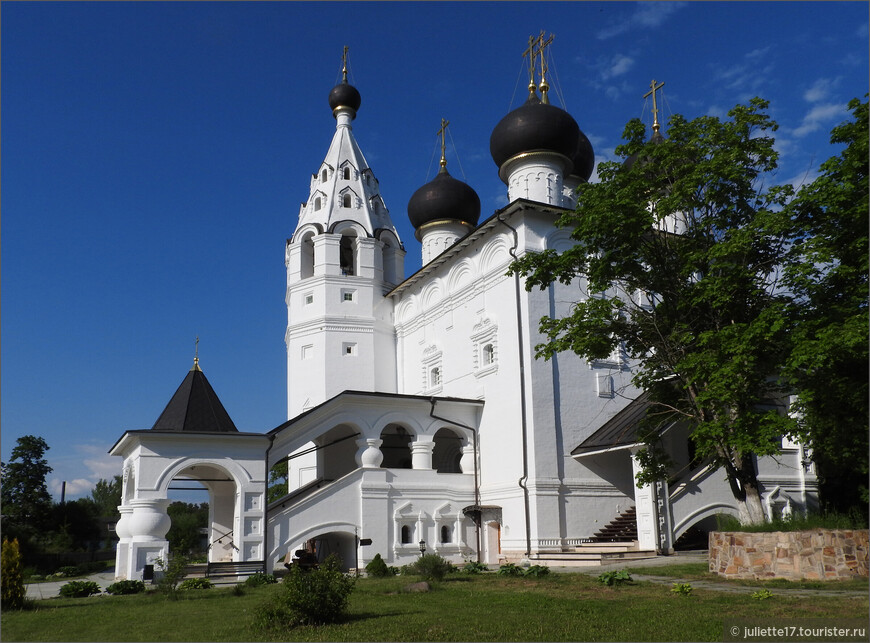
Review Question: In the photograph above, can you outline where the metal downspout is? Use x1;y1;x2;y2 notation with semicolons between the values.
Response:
264;434;275;573
497;212;532;558
428;398;483;563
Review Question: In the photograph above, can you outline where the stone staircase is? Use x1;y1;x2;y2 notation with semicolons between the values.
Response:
589;506;639;542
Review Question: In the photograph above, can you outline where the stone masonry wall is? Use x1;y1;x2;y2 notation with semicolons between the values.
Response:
709;530;869;580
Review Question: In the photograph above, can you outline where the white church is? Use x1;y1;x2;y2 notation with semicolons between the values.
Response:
109;42;817;580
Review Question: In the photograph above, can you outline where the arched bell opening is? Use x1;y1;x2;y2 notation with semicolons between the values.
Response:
432;427;464;473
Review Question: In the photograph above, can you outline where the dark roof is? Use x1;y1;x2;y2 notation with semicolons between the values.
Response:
328;81;361;116
408;166;481;232
571;391;652;456
151;366;238;433
490;94;580;171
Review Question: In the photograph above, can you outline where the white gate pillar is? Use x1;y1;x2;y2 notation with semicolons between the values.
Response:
630;448;658;551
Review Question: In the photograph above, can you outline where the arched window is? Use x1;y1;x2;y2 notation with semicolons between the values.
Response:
343;167;351;180
321;169;328;182
440;525;452;544
430;367;441;388
401;525;413;544
342;193;352;208
482;343;495;365
433;427;463;473
314;197;322;211
339;235;355;276
380;424;413;469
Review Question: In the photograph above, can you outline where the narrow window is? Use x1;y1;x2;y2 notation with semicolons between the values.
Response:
430;367;442;388
305;293;314;305
440;525;452;544
342;194;352;208
343;167;351;180
314;197;321;211
482;343;495;365
401;525;412;544
321;169;328;182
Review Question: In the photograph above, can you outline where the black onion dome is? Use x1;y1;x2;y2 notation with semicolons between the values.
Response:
570;128;595;182
408;167;481;230
328;81;361;115
490;94;581;169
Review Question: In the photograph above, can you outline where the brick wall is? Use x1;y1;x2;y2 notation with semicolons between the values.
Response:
709;530;869;580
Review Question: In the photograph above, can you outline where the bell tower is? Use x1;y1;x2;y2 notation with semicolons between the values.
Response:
284;49;405;429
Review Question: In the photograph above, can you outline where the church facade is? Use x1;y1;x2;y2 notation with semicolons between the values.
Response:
110;46;817;580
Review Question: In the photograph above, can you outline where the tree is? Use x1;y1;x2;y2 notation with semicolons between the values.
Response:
1;435;53;530
1;539;26;610
510;98;797;524
166;502;209;556
268;459;289;503
783;96;869;514
91;475;123;518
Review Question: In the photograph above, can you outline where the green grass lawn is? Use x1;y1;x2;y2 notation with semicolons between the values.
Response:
622;562;870;591
4;572;868;642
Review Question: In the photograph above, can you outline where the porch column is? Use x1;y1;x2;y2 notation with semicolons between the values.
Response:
410;437;434;470
459;444;476;474
630;448;658;551
355;438;384;468
114;504;134;580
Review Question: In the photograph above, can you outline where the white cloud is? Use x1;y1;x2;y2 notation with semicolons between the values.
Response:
783;167;821;192
745;46;772;60
597;1;688;40
46;442;120;500
600;54;635;81
791;102;848;137
803;77;838;103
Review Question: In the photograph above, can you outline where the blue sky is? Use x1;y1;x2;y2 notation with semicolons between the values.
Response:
2;1;867;501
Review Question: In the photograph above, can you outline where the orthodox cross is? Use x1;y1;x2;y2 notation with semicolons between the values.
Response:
193;336;201;371
341;45;349;83
437;118;450;169
522;35;537;95
643;79;665;132
522;31;555;101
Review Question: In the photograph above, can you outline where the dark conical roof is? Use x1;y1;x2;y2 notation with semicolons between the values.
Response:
408;167;481;230
151;365;238;433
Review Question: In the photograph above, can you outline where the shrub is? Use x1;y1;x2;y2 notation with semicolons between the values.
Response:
462;560;489;574
365;553;391;578
58;580;101;598
524;564;550;577
56;566;81;578
155;554;189;599
106;580;146;595
255;554;355;629
671;582;693;596
2;538;26;610
597;570;632;586
751;588;773;600
244;572;278;587
179;578;213;590
497;563;523;576
408;554;453;582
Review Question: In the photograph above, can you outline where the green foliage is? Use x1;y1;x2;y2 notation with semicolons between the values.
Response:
166;502;209;556
523;565;551;577
1;538;26;610
268;460;289;503
365;553;391;578
497;563;523;576
90;476;122;518
671;582;693;596
510;98;816;523
407;554;454;581
105;580;146;595
716;509;866;532
782;96;869;516
244;572;278;587
751;589;773;600
55;566;80;578
179;577;213;590
597;570;633;586
58;580;101;598
1;436;53;531
462;560;489;574
254;553;355;629
156;554;189;599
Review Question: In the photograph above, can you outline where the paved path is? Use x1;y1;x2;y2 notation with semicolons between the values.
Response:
25;570;119;601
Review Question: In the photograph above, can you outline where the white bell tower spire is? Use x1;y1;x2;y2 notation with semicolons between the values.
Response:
284;49;405;428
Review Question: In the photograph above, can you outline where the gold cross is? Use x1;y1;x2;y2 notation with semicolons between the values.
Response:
535;31;554;102
643;79;665;132
341;46;349;83
193;336;200;370
522;35;537;94
437;118;450;169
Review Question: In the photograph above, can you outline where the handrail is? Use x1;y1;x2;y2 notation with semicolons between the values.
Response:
210;528;239;551
669;461;716;502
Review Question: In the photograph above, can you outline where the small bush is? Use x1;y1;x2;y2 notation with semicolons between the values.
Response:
106;580;146;595
365;553;391;578
751;588;773;600
156;554;189;599
462;560;489;574
671;582;693;596
408;554;453;581
231;584;245;596
179;578;213;590
244;572;278;587
597;570;632;586
58;580;101;598
254;554;355;629
56;566;81;578
497;563;523;576
524;564;550;577
2;538;26;610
